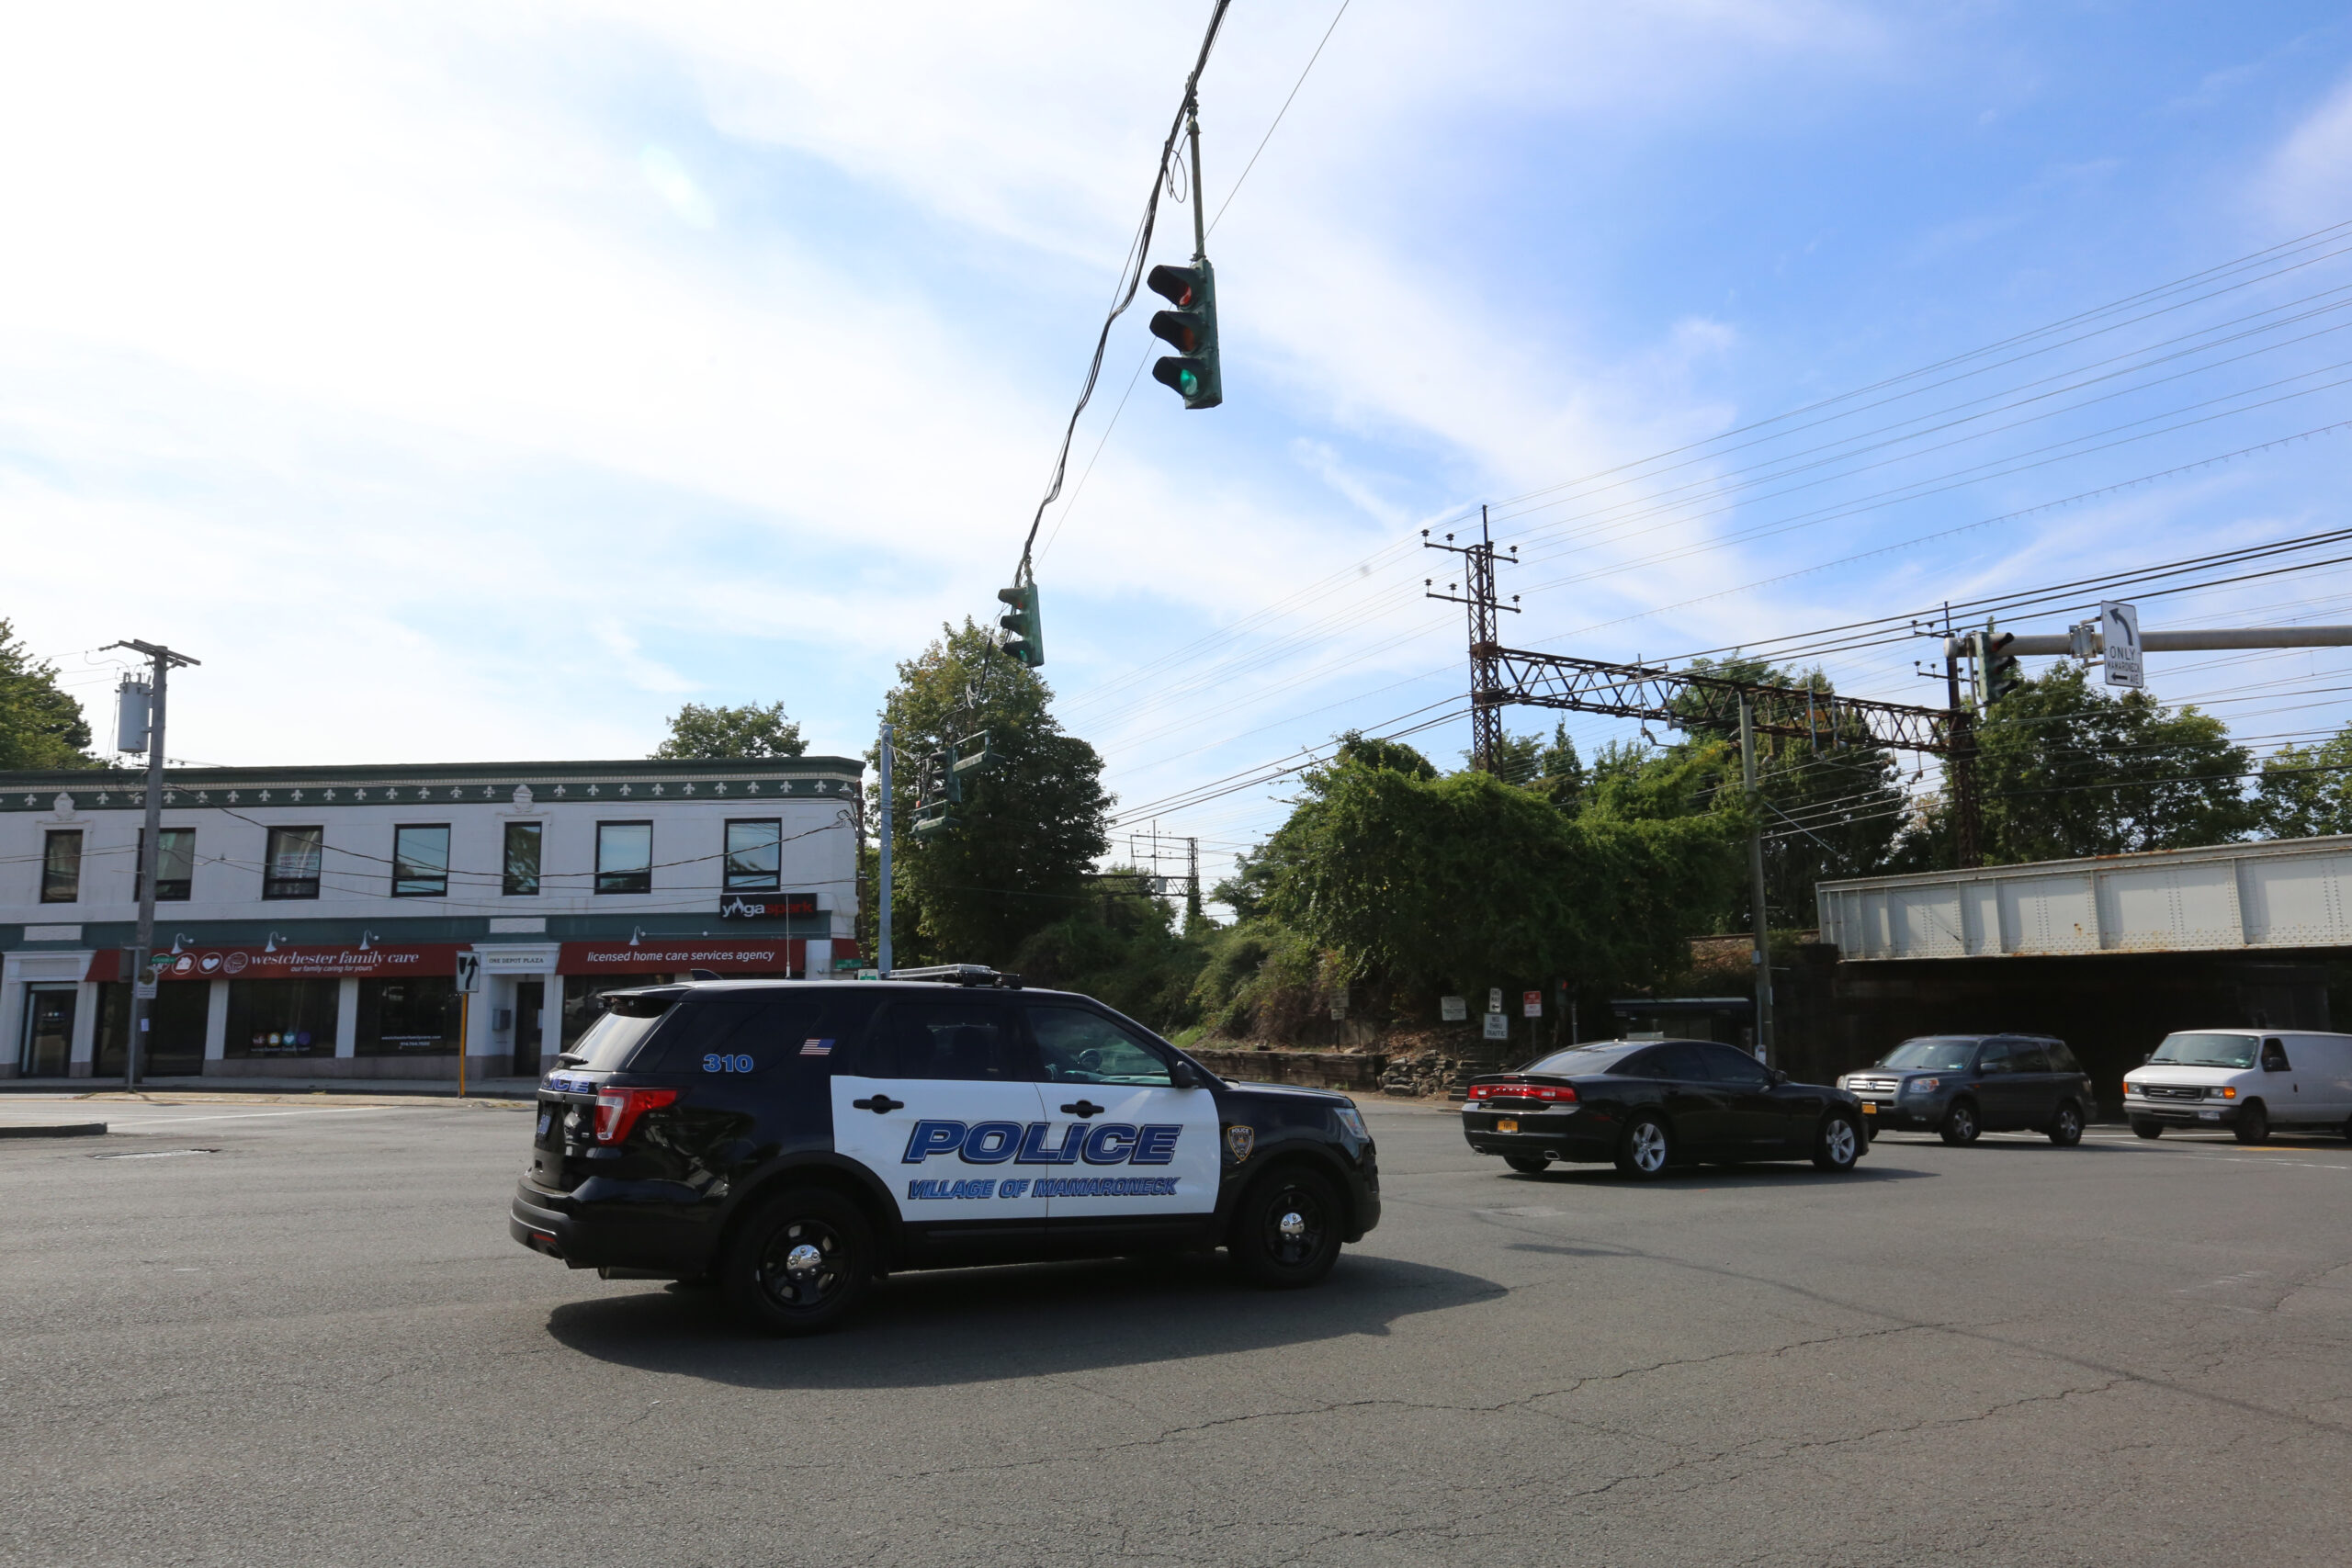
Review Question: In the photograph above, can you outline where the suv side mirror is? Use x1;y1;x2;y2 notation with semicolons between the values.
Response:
1771;1068;1789;1085
1169;1059;1204;1089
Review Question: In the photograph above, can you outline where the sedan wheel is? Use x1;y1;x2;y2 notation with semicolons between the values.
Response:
2048;1101;2085;1146
1615;1114;1673;1179
1812;1114;1861;1172
1939;1100;1981;1145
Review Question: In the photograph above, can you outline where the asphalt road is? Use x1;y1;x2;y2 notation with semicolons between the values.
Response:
3;1095;2348;1567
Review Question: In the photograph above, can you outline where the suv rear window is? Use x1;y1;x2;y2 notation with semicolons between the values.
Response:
568;993;677;1071
2046;1041;2080;1073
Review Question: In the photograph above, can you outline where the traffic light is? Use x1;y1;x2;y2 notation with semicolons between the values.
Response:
910;734;992;840
1983;629;2022;705
1147;260;1222;410
998;580;1043;668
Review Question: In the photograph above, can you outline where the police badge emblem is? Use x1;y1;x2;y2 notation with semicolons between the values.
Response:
1224;1123;1255;1163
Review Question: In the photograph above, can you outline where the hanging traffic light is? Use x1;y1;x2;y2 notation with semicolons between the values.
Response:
1984;629;2022;705
998;580;1044;668
1147;260;1222;410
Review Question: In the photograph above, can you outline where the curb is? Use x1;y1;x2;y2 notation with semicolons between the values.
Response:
0;1122;107;1140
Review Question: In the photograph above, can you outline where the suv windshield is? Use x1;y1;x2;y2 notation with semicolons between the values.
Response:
1877;1038;1979;1072
567;995;676;1071
2149;1032;2258;1068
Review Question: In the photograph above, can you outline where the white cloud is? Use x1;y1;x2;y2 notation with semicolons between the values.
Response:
2260;71;2352;228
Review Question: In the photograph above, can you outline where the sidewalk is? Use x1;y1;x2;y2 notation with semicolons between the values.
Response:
0;1075;545;1099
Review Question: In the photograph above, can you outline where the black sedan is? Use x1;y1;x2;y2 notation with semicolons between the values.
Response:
1461;1038;1868;1178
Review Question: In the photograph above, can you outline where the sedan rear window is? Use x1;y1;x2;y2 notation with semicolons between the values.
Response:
1877;1038;1979;1072
2151;1032;2258;1068
1523;1044;1641;1076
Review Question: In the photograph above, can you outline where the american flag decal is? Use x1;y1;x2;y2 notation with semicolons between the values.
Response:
799;1038;834;1056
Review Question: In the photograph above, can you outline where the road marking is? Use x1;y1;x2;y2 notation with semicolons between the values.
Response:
103;1107;410;1128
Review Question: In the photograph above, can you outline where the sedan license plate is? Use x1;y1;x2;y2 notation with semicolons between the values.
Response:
1496;1118;1519;1133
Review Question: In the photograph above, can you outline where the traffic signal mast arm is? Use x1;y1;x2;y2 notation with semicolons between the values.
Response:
1960;625;2352;655
1480;645;1955;755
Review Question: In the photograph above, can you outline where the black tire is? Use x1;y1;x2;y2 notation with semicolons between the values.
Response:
721;1188;874;1337
1228;1166;1343;1289
1614;1113;1673;1179
1939;1100;1982;1145
2131;1119;2163;1140
2048;1101;2085;1146
1503;1153;1553;1175
1812;1113;1862;1172
2233;1103;2270;1145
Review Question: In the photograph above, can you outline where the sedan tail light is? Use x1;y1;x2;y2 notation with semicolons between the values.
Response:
1466;1081;1576;1103
594;1087;678;1145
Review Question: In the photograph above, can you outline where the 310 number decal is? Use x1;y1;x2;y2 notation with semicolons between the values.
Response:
702;1053;754;1074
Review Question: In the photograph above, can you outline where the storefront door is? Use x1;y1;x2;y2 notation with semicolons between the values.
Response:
513;980;544;1077
20;988;75;1077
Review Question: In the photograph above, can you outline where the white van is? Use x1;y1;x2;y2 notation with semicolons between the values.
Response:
2123;1030;2352;1144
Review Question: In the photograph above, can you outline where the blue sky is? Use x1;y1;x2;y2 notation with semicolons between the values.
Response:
5;2;2351;892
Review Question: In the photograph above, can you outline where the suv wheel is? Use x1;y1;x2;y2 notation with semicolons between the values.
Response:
723;1189;873;1337
1504;1154;1552;1175
2131;1119;2163;1140
1939;1100;1981;1145
2048;1101;2085;1146
1812;1113;1861;1172
1615;1113;1673;1179
1229;1166;1342;1289
2233;1103;2270;1145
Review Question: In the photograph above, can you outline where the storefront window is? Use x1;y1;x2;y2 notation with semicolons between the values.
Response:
224;978;340;1057
96;981;209;1077
41;829;82;903
595;821;652;894
391;825;450;897
263;827;322;900
356;976;460;1055
724;818;782;892
137;828;195;901
503;821;542;897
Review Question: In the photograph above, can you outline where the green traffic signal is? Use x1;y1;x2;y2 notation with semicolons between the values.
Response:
1147;260;1222;410
997;581;1044;668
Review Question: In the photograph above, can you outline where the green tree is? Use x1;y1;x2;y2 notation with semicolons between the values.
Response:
0;621;100;770
2255;725;2352;839
879;619;1111;966
1264;755;1740;1001
651;701;807;760
1976;663;2254;862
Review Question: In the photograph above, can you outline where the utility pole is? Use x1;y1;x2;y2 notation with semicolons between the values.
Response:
876;721;894;976
1185;837;1202;929
1739;697;1773;1066
101;639;199;1089
1943;609;1983;869
1423;505;1520;772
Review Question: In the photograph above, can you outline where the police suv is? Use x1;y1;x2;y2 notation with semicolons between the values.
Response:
510;967;1381;1334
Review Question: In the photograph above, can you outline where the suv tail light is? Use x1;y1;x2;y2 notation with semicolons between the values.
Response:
594;1087;678;1145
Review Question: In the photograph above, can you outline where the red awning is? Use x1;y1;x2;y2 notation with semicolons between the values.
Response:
85;944;463;983
557;940;804;975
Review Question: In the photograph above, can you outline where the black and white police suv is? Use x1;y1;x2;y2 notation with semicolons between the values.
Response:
510;966;1381;1334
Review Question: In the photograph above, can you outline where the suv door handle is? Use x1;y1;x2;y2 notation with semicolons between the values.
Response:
1060;1100;1106;1118
852;1095;904;1114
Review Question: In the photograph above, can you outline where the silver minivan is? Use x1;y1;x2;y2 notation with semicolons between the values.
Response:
2123;1030;2352;1144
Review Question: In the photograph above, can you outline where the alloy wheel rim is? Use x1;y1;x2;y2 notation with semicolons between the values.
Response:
1266;1186;1325;1266
1825;1120;1856;1164
1953;1108;1975;1138
1632;1122;1668;1171
759;1218;845;1310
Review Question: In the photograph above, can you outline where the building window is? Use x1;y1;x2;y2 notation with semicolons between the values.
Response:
391;825;450;897
137;828;196;902
595;821;652;895
356;976;461;1055
724;818;783;892
503;821;542;897
41;830;83;903
263;826;323;900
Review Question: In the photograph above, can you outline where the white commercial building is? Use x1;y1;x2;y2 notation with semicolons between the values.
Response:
2;756;863;1080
